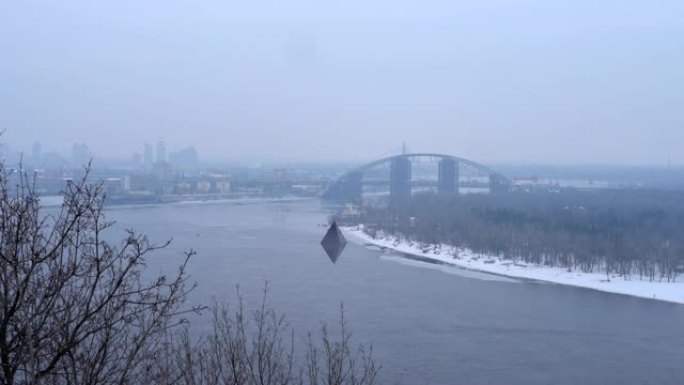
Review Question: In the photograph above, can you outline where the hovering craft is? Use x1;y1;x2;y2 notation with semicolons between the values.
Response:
321;221;347;263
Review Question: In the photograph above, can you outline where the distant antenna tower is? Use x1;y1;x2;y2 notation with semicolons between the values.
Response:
402;142;407;155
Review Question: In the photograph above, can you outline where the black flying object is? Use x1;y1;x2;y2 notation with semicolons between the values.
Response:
321;222;347;263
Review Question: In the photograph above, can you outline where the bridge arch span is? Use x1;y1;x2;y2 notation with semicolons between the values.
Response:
322;153;510;203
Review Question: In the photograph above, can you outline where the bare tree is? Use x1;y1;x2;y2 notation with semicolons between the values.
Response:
0;162;379;385
0;164;202;385
154;287;379;385
303;305;378;385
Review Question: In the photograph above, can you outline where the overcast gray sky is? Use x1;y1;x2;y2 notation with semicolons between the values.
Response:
1;1;682;165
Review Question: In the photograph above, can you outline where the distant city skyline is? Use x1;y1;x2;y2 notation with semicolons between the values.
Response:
2;137;684;169
0;139;203;168
1;1;683;166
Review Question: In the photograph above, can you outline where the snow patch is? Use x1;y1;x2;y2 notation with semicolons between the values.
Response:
341;226;684;305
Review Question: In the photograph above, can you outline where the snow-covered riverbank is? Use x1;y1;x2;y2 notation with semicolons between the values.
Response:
341;226;684;305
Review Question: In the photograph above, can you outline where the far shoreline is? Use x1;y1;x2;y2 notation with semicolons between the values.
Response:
39;194;315;209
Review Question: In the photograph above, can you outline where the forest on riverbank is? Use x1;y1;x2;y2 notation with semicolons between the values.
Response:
358;189;684;282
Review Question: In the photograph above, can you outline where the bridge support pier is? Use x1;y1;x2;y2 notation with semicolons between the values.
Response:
489;174;510;194
390;157;411;206
321;153;511;203
322;172;362;202
438;158;458;195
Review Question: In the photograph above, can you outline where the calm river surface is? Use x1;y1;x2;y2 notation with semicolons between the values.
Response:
105;199;684;385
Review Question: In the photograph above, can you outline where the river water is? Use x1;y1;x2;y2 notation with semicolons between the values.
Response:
105;199;684;385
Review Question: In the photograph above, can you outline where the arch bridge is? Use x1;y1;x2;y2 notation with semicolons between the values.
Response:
322;153;511;204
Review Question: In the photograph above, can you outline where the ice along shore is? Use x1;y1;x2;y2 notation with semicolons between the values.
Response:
341;225;684;305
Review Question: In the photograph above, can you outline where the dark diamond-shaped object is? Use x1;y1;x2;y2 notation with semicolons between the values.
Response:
321;222;347;263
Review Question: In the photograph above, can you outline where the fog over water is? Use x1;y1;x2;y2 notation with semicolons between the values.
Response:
5;3;684;384
1;1;683;165
107;199;684;385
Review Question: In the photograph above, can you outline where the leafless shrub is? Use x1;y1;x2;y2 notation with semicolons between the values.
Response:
303;304;378;385
0;163;379;385
0;163;204;385
154;287;379;385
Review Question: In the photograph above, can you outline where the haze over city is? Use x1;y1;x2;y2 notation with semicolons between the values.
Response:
2;0;683;165
6;2;684;385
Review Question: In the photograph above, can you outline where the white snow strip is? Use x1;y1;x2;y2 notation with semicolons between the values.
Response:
341;226;684;305
379;254;519;283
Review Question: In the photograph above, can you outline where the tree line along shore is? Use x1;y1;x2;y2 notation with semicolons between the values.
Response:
354;189;684;283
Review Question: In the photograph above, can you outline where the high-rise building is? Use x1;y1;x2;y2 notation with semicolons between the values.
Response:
168;146;198;169
132;152;142;168
71;143;89;168
0;143;9;162
155;138;166;163
143;143;154;168
31;141;42;168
